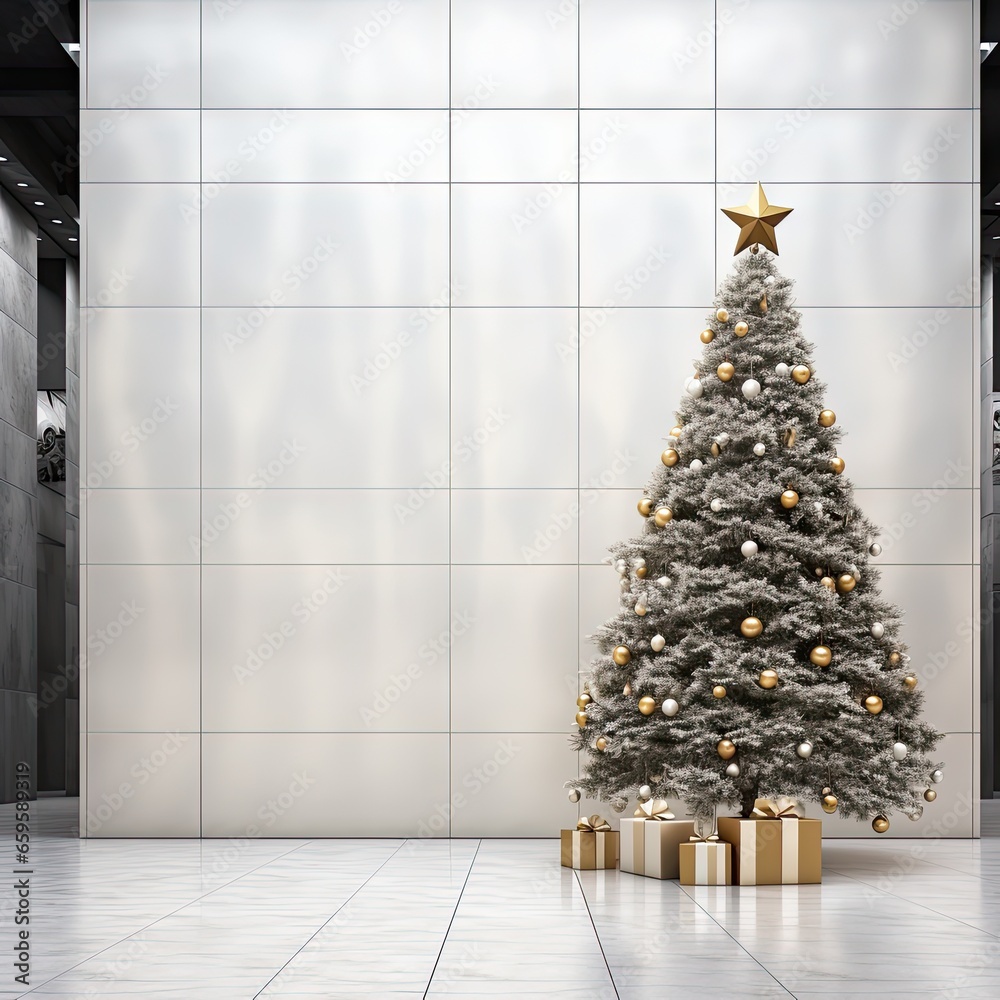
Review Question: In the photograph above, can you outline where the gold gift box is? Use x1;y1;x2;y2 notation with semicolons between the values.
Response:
560;820;619;870
679;840;732;885
718;802;822;885
620;817;695;879
777;816;822;884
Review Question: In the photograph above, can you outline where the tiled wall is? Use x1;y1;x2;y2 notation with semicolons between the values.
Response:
80;0;980;836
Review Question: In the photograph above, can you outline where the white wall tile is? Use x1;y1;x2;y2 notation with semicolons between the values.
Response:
202;0;449;108
879;565;974;735
802;308;975;490
451;490;580;564
716;0;975;109
452;111;577;182
580;0;717;109
580;110;714;182
201;184;449;307
85;184;200;307
198;489;448;565
715;184;974;307
451;308;577;487
201;308;448;488
86;732;200;837
580;490;645;566
87;0;200;109
451;0;577;108
87;308;200;489
451;566;578;733
451;185;577;306
201;565;450;732
717;110;974;188
201;733;450;837
87;489;200;565
86;566;200;732
202;110;449;183
81;110;200;182
581;185;715;306
450;733;579;836
857;489;973;567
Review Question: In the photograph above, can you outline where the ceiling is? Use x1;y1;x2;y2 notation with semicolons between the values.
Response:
0;0;78;261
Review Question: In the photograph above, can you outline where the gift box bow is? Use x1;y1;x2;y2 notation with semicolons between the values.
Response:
576;814;612;832
633;798;675;821
688;832;720;843
752;797;803;819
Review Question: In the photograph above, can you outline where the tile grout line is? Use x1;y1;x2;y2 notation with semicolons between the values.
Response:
421;838;482;998
252;839;412;999
571;870;620;999
21;839;318;995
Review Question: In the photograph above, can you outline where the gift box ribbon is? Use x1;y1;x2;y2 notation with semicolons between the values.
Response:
752;797;802;819
689;832;720;842
633;798;674;821
577;814;612;832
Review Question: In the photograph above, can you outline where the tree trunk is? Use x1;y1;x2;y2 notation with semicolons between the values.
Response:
740;785;759;818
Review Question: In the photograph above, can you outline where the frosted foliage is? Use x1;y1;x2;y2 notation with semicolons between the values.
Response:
570;254;942;822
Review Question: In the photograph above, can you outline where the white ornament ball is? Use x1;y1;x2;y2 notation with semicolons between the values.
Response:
892;742;908;761
764;275;776;285
871;622;885;639
725;762;740;778
710;498;723;513
741;540;759;559
568;788;581;803
657;576;671;588
687;379;704;398
930;769;944;783
650;634;666;653
742;378;762;400
796;741;813;759
753;442;766;457
775;362;790;378
689;459;704;472
717;433;731;446
615;559;627;575
908;806;924;821
638;784;652;801
634;602;646;616
869;542;882;557
661;698;680;717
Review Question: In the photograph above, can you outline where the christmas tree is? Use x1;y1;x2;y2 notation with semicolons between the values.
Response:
569;184;944;831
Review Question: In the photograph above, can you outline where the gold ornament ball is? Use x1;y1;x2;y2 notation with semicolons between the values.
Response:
595;736;608;751
740;616;763;638
837;573;856;593
634;603;647;617
712;684;727;699
903;675;918;690
821;576;836;592
888;651;902;667
780;489;800;509
636;566;648;579
822;794;839;814
734;321;749;338
759;669;779;689
661;448;679;467
670;425;683;438
717;361;735;382
872;815;890;834
716;308;729;323
711;442;721;457
865;695;884;715
818;409;837;428
829;456;846;475
791;364;811;384
924;788;937;802
612;645;631;666
654;506;674;528
638;696;657;716
576;694;591;709
717;739;736;760
575;710;588;727
700;328;715;344
809;645;832;667
638;497;654;517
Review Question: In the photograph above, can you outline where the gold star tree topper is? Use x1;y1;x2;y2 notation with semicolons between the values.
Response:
722;182;793;255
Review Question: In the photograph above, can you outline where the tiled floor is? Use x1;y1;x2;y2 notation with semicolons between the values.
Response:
2;799;1000;998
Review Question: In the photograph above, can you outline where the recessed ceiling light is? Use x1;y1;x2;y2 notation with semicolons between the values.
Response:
68;237;77;242
34;200;44;206
51;219;62;224
0;157;7;162
36;236;40;241
64;42;80;52
16;182;27;187
993;235;1000;240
